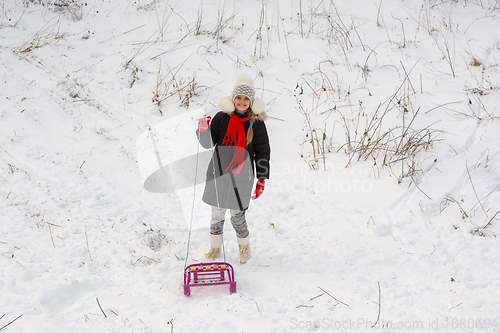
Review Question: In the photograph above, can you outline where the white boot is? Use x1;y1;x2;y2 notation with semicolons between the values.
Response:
205;234;222;260
237;235;251;264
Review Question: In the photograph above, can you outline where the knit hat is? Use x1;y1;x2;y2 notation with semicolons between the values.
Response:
220;74;267;119
231;74;256;104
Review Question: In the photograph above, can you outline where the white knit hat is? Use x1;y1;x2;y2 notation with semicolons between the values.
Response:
220;74;266;118
231;74;256;104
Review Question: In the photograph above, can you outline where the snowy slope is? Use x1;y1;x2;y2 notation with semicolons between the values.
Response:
1;0;500;332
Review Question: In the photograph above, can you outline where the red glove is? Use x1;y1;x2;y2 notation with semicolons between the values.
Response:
197;116;211;132
252;179;266;200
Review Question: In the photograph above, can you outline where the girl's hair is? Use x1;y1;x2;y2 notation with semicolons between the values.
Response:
246;107;256;146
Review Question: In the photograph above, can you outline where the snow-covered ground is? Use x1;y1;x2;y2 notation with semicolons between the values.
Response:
1;0;500;332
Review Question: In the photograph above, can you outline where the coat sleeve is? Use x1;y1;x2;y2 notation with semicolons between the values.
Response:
196;112;223;149
252;120;271;179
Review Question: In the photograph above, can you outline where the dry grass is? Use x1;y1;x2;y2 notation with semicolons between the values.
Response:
152;61;207;113
123;60;140;88
14;20;65;54
296;61;443;182
441;163;500;237
192;2;238;44
23;0;83;20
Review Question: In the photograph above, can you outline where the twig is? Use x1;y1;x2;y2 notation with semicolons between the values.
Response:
0;314;23;331
279;15;292;62
470;184;500;214
48;223;56;248
85;224;92;261
392;14;406;48
96;298;107;318
367;216;375;227
484;211;500;229
310;293;324;301
411;177;432;200
466;163;488;217
167;318;174;333
372;282;381;328
317;286;349;307
424;101;462;114
11;6;27;28
99;24;146;44
445;195;469;218
376;0;383;27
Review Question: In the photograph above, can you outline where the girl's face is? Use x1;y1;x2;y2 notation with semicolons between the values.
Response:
234;95;251;113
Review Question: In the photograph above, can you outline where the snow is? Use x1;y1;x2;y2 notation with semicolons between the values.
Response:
1;0;500;332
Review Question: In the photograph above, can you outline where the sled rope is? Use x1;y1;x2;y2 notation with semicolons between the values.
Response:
183;129;201;269
209;123;227;262
184;121;226;269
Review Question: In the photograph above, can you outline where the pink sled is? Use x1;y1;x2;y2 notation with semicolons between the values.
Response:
184;262;237;295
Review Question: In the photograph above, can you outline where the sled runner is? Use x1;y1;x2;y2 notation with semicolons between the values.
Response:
183;262;236;295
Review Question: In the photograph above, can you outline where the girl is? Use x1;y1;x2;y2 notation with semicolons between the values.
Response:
197;74;271;264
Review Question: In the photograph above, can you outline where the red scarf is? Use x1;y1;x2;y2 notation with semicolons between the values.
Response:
222;114;248;175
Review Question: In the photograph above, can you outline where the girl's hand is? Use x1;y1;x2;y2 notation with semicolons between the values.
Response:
252;179;266;200
198;116;211;132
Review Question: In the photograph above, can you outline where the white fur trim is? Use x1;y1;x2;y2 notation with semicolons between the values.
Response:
219;96;267;119
237;234;250;246
220;96;235;113
210;233;222;248
252;98;265;114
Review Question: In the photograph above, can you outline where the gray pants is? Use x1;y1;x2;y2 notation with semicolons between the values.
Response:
210;206;249;239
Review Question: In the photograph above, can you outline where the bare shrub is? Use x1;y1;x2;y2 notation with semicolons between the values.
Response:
192;2;238;44
465;86;499;122
152;61;208;113
292;65;342;170
296;63;443;182
469;56;483;67
24;0;83;20
134;0;158;11
294;92;334;171
337;72;443;183
123;60;141;88
441;162;500;237
14;20;65;54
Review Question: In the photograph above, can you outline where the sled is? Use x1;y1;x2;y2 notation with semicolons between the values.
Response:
183;262;236;295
